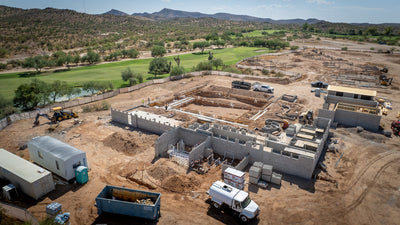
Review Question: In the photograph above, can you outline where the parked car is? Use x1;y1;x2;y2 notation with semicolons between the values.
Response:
253;83;274;93
311;81;328;88
232;80;251;90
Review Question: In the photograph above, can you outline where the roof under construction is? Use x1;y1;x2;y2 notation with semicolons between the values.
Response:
327;85;376;97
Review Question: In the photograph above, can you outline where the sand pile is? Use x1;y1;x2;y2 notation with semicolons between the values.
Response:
161;174;201;193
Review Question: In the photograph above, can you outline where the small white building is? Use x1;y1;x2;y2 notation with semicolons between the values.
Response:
28;136;89;181
0;148;55;200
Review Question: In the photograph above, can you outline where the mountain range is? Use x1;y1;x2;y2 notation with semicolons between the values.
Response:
104;8;324;25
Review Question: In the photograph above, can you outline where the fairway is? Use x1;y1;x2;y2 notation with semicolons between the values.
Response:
0;47;272;100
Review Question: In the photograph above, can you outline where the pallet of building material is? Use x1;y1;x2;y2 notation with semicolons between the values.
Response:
253;161;263;169
257;180;268;189
249;176;259;184
262;164;273;176
261;174;271;182
224;179;245;190
46;202;62;216
249;166;261;178
224;168;245;183
271;172;282;185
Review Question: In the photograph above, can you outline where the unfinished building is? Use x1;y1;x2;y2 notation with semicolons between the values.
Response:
319;85;381;131
111;108;331;180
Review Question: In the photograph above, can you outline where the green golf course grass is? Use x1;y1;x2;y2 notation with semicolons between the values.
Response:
0;47;273;100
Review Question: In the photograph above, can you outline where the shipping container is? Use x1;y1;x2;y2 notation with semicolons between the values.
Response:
28;136;89;181
0;148;54;200
95;185;161;221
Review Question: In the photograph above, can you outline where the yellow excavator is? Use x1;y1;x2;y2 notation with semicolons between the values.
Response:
34;107;78;125
298;109;313;125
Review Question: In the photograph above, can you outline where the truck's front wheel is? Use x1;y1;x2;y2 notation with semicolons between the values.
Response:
240;215;248;223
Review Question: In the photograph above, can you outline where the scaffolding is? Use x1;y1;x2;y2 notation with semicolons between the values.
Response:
167;140;189;167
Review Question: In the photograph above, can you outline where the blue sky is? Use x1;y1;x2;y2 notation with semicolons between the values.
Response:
0;0;399;23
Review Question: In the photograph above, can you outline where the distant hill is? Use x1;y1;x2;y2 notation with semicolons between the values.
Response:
132;8;325;25
103;9;129;16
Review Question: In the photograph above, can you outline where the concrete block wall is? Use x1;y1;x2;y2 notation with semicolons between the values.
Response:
189;136;211;162
111;108;130;125
250;149;316;179
235;155;250;171
266;140;288;152
315;116;332;128
178;127;208;146
154;128;179;158
211;137;250;160
318;109;336;121
326;95;377;107
211;127;253;143
335;109;380;131
313;119;331;169
135;115;173;135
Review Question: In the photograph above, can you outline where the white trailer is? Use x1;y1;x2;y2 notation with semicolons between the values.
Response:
0;148;54;200
207;181;260;222
28;136;89;181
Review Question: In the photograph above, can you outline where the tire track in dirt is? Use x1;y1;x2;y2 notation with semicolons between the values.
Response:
342;151;400;215
344;151;398;192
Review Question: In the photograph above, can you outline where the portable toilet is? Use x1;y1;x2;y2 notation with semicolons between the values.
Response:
74;166;88;184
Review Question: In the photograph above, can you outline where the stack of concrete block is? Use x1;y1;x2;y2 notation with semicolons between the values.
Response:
261;164;273;182
271;172;282;185
249;166;261;185
286;125;297;136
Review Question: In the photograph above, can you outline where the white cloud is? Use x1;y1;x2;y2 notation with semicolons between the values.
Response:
306;0;333;5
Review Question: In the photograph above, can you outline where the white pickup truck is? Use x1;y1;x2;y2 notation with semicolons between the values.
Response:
253;82;274;93
207;181;260;222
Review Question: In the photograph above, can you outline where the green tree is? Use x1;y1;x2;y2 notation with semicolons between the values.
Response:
0;95;17;119
0;48;9;58
384;26;394;37
23;56;48;72
211;58;224;70
73;54;81;65
49;80;68;103
208;51;214;61
193;41;210;54
86;50;101;64
14;79;49;110
121;67;133;82
192;61;212;71
124;49;139;58
65;54;73;69
151;45;166;57
367;27;378;36
205;32;219;41
82;81;100;95
170;66;186;77
174;55;181;66
149;57;170;78
302;22;309;31
65;86;81;100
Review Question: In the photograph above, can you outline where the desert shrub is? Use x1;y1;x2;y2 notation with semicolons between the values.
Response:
81;101;110;112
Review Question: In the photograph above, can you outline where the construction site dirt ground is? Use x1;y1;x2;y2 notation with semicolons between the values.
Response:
1;40;400;225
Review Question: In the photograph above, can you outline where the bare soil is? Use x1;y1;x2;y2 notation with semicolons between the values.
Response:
1;38;400;225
